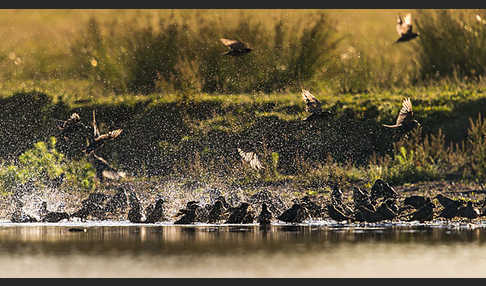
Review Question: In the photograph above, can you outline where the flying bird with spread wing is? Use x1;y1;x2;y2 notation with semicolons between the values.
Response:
301;89;330;122
383;98;420;133
395;13;419;43
237;148;264;171
84;110;123;154
88;152;126;182
220;38;252;56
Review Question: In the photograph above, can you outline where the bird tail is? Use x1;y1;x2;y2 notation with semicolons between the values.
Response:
382;124;398;128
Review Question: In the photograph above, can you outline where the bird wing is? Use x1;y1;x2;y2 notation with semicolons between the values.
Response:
396;14;413;35
301;89;322;114
394;97;414;126
220;38;247;50
95;129;123;142
92;110;100;138
238;148;263;170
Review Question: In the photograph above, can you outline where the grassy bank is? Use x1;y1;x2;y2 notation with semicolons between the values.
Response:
1;80;486;195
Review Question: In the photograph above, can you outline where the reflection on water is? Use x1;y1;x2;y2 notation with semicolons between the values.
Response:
1;223;486;277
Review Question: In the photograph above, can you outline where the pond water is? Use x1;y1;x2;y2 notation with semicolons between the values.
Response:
1;221;486;277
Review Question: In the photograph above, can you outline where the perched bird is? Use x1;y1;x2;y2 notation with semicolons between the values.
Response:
226;202;255;224
383;98;420;133
404;195;427;209
395;13;419;43
220;38;252;56
457;201;480;220
257;202;273;225
238;148;264;171
84;110;123;155
277;203;309;223
409;197;435;222
327;203;352;222
144;198;166;224
88;152;126;182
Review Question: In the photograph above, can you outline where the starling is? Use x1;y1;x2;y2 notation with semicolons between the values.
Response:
395;13;419;43
174;201;208;224
84;110;123;155
226;202;254;224
104;187;129;213
207;200;227;224
352;187;374;210
277;203;309;223
383;98;420;133
237;148;264;171
370;179;398;204
409;198;435;222
88;152;126;182
127;192;143;223
435;194;464;210
42;211;70;223
439;207;458;219
327;203;352;222
354;205;380;223
301;196;324;219
404;195;427;209
257;202;273;225
10;201;38;223
71;193;108;221
457;201;480;220
144;198;166;223
220;38;252;56
375;199;398;221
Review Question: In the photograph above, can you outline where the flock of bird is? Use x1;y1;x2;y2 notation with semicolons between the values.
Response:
10;178;486;224
10;13;484;225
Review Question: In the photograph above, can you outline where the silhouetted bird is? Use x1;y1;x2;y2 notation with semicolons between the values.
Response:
88;152;126;182
127;192;143;223
331;186;353;215
237;148;264;171
71;193;109;220
352;187;374;210
226;202;255;224
257;203;273;225
104;187;129;213
375;199;398;221
84;110;123;155
383;98;420;133
277;203;309;223
457;201;480;220
144;198;166;223
404;195;427;209
439;207;458;219
395;13;419;43
409;197;435;222
220;38;252;56
370;179;398;204
207;200;227;224
174;201;208;224
327;203;352;222
354;204;380;223
39;201;70;223
10;201;37;223
435;194;464;210
300;196;324;219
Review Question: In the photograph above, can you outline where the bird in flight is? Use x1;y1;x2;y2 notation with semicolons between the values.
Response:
220;38;252;56
383;98;420;133
395;13;419;43
237;148;264;171
84;110;123;154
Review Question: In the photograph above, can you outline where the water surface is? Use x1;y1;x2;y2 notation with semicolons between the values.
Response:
1;221;486;277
